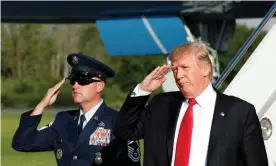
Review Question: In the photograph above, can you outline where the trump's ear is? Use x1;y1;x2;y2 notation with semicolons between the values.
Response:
200;62;210;78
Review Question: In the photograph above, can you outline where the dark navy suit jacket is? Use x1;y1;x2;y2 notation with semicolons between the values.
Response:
114;90;268;166
12;102;141;166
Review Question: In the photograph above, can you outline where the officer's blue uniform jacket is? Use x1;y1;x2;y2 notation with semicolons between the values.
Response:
12;102;141;166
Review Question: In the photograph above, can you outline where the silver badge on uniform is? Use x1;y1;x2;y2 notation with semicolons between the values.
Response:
98;121;105;127
56;149;63;159
94;116;98;120
95;152;102;164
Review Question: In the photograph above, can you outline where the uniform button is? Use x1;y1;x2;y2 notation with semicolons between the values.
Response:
73;155;78;160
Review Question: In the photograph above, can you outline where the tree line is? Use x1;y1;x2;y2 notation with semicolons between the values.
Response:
1;23;266;109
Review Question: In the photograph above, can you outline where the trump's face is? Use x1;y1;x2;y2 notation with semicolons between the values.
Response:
171;52;208;98
70;77;105;104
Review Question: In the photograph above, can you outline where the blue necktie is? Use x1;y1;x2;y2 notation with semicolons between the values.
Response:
78;114;86;136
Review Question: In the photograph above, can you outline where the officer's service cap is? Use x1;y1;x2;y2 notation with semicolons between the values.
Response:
67;53;115;81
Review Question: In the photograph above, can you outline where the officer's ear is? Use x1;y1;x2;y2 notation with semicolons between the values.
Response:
96;81;105;93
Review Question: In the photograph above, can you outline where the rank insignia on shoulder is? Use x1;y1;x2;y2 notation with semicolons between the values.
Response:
38;121;54;131
128;146;140;162
127;141;140;162
56;149;63;160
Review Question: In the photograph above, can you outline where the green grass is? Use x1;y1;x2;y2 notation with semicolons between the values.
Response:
1;112;144;166
1;112;57;166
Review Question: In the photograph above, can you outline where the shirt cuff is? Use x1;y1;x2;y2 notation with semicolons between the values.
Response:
131;84;152;97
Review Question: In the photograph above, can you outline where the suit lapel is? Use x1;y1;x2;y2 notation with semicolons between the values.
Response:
207;92;231;164
67;110;79;146
75;102;106;149
166;92;185;164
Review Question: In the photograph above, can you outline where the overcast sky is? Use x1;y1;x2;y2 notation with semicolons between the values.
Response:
236;18;276;32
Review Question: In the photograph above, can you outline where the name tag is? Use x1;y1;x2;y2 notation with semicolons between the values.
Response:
89;127;111;146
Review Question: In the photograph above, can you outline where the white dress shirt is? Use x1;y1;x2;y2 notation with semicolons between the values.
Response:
132;84;217;166
78;99;103;129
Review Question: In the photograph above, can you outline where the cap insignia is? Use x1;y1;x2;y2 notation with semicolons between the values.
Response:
72;56;78;64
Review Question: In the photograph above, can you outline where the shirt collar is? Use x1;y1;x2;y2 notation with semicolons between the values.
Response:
79;98;103;122
194;83;216;108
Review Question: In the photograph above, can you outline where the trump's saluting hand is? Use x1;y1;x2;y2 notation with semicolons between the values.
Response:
139;65;171;92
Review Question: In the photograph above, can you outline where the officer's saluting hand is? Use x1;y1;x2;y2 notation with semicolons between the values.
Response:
12;53;141;166
31;78;65;116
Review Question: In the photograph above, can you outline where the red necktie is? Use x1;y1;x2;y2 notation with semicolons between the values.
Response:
175;98;197;166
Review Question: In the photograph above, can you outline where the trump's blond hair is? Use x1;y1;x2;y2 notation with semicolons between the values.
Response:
168;41;213;79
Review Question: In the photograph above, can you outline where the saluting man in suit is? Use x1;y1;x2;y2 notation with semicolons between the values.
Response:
114;41;268;166
12;53;141;166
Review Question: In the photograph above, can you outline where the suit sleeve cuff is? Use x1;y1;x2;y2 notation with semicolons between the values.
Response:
19;110;42;128
131;84;151;97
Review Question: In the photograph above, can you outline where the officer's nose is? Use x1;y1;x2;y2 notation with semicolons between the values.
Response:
72;81;80;89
